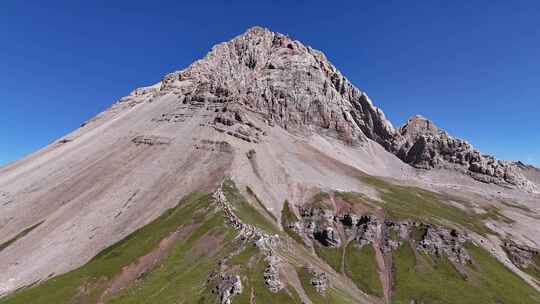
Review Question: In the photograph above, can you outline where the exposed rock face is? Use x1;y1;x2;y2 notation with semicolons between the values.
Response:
159;26;394;147
503;240;539;268
309;269;330;294
0;191;11;206
215;274;243;304
294;205;341;248
290;201;473;266
391;115;537;192
416;225;471;265
354;215;382;248
263;254;284;293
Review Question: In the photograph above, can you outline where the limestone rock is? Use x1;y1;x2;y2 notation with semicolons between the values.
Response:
309;269;329;294
215;274;242;304
391;115;537;192
263;254;283;292
416;225;471;265
355;215;382;248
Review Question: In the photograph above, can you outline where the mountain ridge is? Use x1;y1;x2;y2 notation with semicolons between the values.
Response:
149;26;536;192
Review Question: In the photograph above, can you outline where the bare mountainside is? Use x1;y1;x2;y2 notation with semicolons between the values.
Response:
0;27;539;304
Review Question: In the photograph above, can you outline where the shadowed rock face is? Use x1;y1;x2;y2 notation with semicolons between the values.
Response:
391;115;537;191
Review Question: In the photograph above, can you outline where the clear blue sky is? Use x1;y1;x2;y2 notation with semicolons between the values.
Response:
1;1;539;167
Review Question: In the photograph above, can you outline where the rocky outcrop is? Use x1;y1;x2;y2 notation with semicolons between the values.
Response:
294;205;341;248
213;184;283;293
391;115;537;192
263;254;283;293
314;226;341;248
0;191;12;206
195;139;234;153
309;268;329;294
131;135;172;146
289;200;473;267
214;274;243;304
354;216;382;248
503;240;539;268
416;225;471;265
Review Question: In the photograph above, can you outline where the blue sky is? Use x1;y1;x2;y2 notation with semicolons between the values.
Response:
1;1;539;167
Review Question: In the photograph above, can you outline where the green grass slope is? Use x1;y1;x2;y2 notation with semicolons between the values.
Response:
296;267;357;304
344;244;383;298
0;192;235;304
392;242;540;304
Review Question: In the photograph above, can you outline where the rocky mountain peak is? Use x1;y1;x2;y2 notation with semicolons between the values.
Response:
399;115;442;140
159;26;395;146
150;26;536;192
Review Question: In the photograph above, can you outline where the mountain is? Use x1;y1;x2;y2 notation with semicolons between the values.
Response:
0;26;538;304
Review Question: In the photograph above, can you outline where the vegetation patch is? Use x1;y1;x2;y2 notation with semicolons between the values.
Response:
309;192;333;210
391;241;540;304
522;253;540;282
222;179;279;235
228;252;302;304
334;191;376;211
473;206;514;224
281;200;306;246
500;200;533;212
296;267;356;304
314;245;342;273
361;176;493;235
344;243;383;297
0;193;236;304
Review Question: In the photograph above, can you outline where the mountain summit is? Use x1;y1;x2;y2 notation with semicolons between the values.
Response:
160;26;536;192
0;27;539;303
